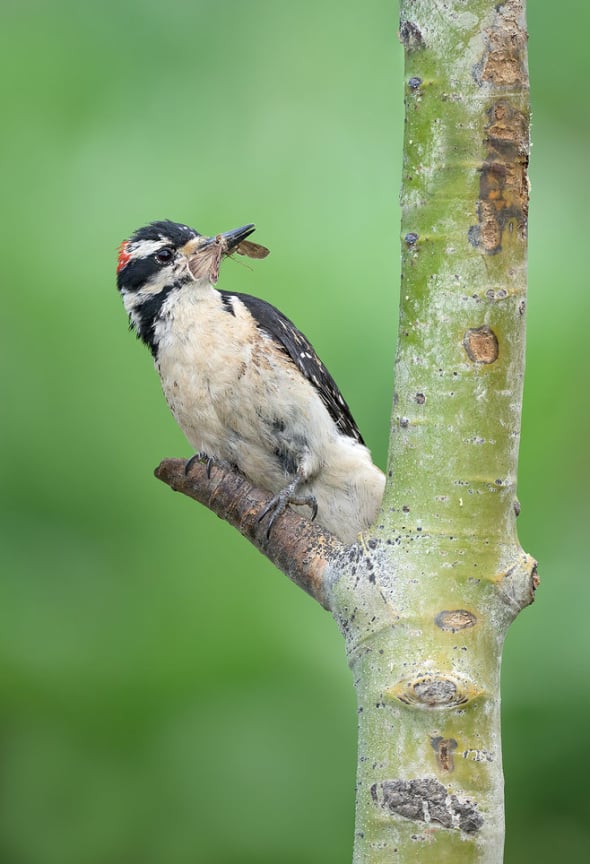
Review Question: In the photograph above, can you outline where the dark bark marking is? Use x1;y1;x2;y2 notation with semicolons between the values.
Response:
399;20;425;50
476;0;528;88
373;778;483;833
469;102;529;256
431;736;458;772
469;0;530;254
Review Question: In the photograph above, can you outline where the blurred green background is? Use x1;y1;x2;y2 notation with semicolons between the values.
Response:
1;1;587;861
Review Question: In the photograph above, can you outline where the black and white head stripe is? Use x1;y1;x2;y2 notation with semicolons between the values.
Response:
222;291;364;444
117;220;204;354
128;220;198;248
117;221;200;294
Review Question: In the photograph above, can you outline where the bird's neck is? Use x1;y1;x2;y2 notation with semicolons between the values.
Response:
125;278;218;356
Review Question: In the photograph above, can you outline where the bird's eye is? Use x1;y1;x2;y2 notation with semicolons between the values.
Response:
155;247;174;265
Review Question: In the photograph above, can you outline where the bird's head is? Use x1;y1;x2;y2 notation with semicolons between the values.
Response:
116;219;260;294
116;220;268;348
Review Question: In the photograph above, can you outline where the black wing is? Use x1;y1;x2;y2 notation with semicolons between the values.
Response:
222;291;364;444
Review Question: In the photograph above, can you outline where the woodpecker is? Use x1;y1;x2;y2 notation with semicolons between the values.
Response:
116;220;385;543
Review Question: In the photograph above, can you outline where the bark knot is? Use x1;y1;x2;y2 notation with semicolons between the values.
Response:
389;672;480;709
463;326;499;364
434;609;477;632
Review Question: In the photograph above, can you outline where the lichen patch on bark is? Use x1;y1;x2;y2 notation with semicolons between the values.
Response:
371;778;483;833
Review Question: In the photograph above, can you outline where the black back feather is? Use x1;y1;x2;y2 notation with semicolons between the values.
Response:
222;291;364;444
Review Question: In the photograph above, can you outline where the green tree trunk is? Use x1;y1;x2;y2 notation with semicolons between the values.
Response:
329;0;535;860
156;0;536;860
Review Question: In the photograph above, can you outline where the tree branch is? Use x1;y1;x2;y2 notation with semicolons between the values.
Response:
154;457;344;609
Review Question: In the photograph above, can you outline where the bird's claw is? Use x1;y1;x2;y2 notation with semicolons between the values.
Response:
184;452;214;478
185;453;239;479
257;485;318;539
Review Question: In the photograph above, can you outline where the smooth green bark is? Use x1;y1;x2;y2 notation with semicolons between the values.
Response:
325;1;535;861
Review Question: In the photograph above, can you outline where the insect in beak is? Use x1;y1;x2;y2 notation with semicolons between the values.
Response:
187;225;270;282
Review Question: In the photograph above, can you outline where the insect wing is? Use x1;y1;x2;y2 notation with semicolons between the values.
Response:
235;239;270;259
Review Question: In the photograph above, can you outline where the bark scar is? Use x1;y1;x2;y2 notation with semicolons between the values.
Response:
431;736;458;773
469;0;529;254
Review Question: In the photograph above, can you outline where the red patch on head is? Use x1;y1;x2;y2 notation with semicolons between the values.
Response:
117;240;131;272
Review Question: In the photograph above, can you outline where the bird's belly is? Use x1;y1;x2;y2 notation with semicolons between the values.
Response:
160;362;225;456
155;338;315;489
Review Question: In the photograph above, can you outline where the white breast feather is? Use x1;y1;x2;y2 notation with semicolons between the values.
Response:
154;283;385;542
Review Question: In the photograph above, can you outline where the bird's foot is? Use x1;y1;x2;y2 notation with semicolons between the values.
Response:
185;452;215;478
257;479;318;539
185;452;236;479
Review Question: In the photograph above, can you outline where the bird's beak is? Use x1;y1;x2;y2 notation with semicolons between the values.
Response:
184;224;257;283
220;224;257;251
200;224;257;253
